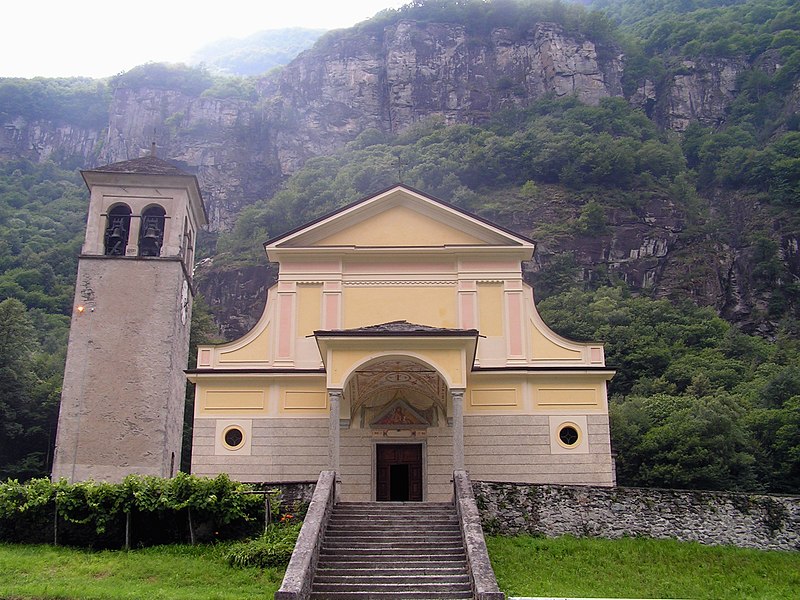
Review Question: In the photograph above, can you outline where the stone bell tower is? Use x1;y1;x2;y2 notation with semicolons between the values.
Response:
52;154;207;482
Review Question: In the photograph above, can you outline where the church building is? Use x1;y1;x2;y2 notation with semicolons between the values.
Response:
188;184;615;502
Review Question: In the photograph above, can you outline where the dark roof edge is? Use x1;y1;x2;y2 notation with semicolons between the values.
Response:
264;183;536;247
84;155;189;176
186;368;326;375
314;329;480;338
472;366;616;373
81;158;209;223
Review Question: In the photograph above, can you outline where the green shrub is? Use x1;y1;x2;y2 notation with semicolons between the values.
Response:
225;521;302;568
0;473;266;546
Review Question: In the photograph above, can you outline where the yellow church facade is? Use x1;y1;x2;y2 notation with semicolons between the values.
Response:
188;185;615;501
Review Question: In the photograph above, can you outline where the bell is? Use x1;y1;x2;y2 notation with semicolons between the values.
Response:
108;225;124;243
142;224;160;242
139;223;162;257
105;224;126;255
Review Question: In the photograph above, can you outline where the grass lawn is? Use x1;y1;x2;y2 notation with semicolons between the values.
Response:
0;543;284;600
486;535;800;599
1;537;798;599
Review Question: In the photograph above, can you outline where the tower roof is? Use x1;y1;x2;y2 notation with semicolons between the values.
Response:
89;155;190;177
81;155;207;226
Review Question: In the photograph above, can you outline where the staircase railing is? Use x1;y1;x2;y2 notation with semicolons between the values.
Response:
453;470;505;600
275;470;337;600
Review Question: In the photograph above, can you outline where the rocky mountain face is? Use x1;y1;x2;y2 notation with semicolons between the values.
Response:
260;21;624;171
0;19;789;338
518;187;800;337
0;118;102;167
1;20;683;229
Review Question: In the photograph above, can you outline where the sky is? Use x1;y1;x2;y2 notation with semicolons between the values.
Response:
1;0;407;79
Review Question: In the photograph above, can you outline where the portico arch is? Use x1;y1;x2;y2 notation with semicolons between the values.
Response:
341;354;451;502
315;321;477;495
342;353;451;425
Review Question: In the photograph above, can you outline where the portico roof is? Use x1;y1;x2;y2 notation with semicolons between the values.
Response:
314;321;479;390
314;320;479;338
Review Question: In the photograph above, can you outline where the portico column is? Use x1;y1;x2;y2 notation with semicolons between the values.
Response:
451;388;465;471
328;389;342;473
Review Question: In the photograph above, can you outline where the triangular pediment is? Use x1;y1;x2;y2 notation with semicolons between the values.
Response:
266;185;534;250
371;398;430;429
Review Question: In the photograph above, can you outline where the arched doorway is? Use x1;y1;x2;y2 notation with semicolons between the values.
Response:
344;356;450;502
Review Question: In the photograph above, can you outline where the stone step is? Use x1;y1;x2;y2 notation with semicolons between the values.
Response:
323;538;463;546
332;505;455;510
327;521;461;533
312;583;472;594
332;507;454;515
314;574;471;585
323;534;463;543
317;555;467;571
331;512;456;517
319;550;467;560
323;543;464;552
322;536;464;549
328;520;458;529
329;514;457;522
309;592;473;600
331;511;458;522
330;513;456;520
315;566;468;576
328;520;458;528
332;504;454;511
337;502;453;508
325;526;460;535
331;511;457;523
316;565;468;574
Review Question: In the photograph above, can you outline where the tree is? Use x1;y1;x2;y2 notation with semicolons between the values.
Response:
747;396;800;493
611;393;759;491
0;299;58;480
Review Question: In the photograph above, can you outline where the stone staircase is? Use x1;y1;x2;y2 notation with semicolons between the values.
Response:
310;501;474;599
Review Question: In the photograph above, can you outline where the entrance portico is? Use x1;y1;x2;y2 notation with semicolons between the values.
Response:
317;321;477;501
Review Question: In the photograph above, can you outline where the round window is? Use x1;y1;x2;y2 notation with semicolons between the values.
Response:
557;423;581;448
223;426;245;450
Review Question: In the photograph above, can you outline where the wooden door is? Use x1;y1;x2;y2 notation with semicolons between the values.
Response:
376;444;423;501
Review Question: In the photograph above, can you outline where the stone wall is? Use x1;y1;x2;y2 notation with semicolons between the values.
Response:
253;481;317;512
472;481;800;552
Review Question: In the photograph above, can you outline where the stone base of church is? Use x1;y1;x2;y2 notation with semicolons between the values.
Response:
190;412;615;500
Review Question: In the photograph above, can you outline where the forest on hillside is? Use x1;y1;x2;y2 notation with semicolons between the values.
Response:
0;0;798;493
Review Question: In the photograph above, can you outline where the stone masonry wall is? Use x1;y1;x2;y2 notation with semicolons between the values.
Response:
253;481;317;513
472;481;800;552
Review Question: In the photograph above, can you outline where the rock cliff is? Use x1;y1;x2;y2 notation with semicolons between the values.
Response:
2;20;749;231
0;18;786;337
657;57;747;131
0;117;102;166
4;21;626;231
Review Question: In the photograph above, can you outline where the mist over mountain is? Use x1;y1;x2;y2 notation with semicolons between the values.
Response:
188;28;326;76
